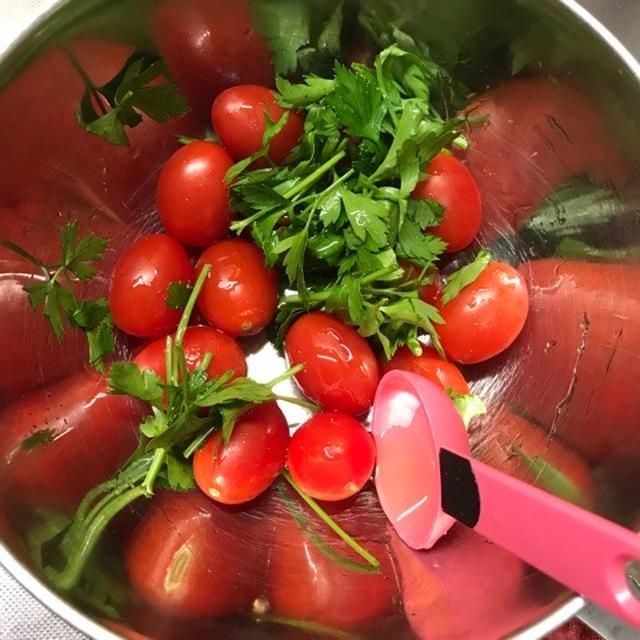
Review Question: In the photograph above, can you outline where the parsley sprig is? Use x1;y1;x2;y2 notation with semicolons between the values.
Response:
230;46;465;358
34;265;312;592
2;221;114;372
68;50;190;146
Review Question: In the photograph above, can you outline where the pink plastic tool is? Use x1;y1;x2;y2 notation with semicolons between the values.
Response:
371;370;640;628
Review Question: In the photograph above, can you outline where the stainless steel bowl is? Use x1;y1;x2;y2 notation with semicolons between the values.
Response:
1;1;639;639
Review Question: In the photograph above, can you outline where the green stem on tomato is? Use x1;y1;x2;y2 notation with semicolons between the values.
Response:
281;471;380;570
258;613;363;640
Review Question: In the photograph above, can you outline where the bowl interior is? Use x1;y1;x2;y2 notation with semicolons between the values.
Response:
1;1;640;639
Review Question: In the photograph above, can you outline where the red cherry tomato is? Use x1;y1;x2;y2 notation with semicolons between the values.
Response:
437;262;529;364
381;346;469;395
193;402;289;505
109;234;194;339
196;239;277;337
285;312;379;415
412;152;482;253
211;85;304;164
287;411;375;502
125;490;266;616
157;142;233;247
135;325;247;382
268;490;396;628
153;0;274;117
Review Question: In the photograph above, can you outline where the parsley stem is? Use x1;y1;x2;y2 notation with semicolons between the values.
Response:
47;485;147;590
283;150;347;201
143;448;167;495
273;394;318;410
266;363;304;387
63;47;109;116
258;614;362;640
175;264;211;346
282;267;392;306
281;470;380;570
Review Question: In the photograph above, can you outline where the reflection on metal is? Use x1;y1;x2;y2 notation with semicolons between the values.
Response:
0;1;639;639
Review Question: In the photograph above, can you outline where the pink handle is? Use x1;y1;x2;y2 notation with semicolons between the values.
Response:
462;454;640;627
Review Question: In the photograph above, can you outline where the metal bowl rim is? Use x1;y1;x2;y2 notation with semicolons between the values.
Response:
0;0;636;638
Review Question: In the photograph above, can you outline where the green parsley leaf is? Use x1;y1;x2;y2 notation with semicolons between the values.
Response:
446;390;487;428
341;189;389;250
253;0;312;75
253;0;344;75
73;50;190;146
164;454;196;491
396;221;447;268
140;407;170;439
276;75;335;107
326;63;386;143
441;250;492;306
108;362;164;408
165;282;193;311
86;319;116;373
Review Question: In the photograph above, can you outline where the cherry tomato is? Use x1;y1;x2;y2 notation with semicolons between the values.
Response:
268;489;397;629
381;346;469;395
412;152;482;253
194;402;289;505
157;142;233;247
109;234;194;339
287;411;375;502
437;262;529;364
134;325;247;382
196;239;277;336
125;490;266;616
153;0;274;117
285;312;379;415
211;85;304;164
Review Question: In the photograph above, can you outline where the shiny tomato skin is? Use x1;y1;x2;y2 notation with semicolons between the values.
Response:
287;411;376;502
153;0;274;117
125;490;265;616
134;325;247;382
285;312;379;415
196;239;277;336
437;262;529;364
109;234;194;339
211;85;304;164
157;142;233;247
412;152;482;253
194;402;289;505
381;346;469;395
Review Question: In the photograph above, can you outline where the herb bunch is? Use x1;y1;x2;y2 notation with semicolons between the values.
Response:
2;221;114;372
229;45;466;358
34;266;309;594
